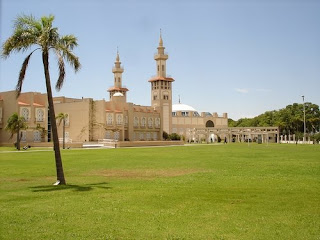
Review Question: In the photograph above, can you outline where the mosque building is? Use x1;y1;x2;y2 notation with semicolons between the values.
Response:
0;34;245;146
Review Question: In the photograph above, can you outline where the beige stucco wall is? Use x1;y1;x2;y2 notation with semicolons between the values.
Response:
54;98;91;142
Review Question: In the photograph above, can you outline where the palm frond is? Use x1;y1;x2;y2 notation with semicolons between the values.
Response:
60;35;78;50
55;50;65;91
59;46;81;72
16;51;35;97
2;16;41;57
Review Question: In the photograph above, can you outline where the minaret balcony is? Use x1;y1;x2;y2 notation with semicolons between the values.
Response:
154;53;168;60
112;67;124;73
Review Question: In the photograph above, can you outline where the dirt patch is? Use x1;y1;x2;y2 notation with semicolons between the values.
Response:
15;178;30;182
87;169;206;179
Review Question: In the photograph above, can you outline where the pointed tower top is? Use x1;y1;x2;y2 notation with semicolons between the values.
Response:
159;28;163;46
116;47;120;62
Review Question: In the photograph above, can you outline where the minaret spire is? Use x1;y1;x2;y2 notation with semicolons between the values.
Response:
116;46;120;62
159;29;163;46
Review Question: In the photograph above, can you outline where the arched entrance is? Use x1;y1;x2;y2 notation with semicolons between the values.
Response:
206;120;214;127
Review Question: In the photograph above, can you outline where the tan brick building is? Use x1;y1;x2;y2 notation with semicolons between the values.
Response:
0;34;229;145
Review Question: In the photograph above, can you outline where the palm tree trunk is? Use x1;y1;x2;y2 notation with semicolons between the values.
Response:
16;127;20;150
63;118;65;149
42;51;66;185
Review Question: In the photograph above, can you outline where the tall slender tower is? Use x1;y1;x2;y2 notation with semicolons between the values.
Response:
108;50;129;101
149;31;174;134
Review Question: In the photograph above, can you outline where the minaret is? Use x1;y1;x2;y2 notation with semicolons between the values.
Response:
149;31;174;134
108;49;129;101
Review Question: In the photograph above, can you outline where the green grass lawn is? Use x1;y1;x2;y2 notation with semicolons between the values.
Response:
0;143;319;239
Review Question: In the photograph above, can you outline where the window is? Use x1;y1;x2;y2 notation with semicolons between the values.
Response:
65;132;70;139
163;91;169;100
182;112;189;117
153;94;157;100
21;107;30;121
139;132;144;140
157;65;159;72
153;132;158;140
36;108;45;122
172;112;177;116
172;128;177;133
193;111;200;117
114;131;120;140
105;131;111;139
107;113;113;125
146;132;151;140
162;65;164;71
125;116;128;126
118;77;121;82
141;117;146;127
34;131;41;142
148;117;153;128
134;117;139;127
155;118;160;128
65;114;70;126
133;132;136;141
116;114;123;125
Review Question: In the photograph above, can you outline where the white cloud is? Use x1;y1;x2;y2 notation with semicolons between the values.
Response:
235;88;249;94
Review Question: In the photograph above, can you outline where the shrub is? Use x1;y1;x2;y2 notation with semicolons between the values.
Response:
169;133;181;141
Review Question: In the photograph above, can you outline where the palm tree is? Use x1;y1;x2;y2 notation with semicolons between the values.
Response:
56;113;68;149
5;113;28;150
2;15;81;185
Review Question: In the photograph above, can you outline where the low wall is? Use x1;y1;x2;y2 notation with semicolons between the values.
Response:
1;140;184;148
0;142;83;148
117;140;184;148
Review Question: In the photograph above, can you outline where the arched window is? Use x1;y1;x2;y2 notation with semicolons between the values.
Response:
21;108;30;121
36;109;45;122
107;113;113;125
116;114;123;125
134;117;139;127
148;117;153;128
114;131;120;140
206;120;214;128
34;130;41;142
141;117;146;127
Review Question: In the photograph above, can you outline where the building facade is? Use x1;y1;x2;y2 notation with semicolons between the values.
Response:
0;34;231;145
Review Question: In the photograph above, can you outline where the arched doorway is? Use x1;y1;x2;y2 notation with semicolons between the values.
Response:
206;120;214;128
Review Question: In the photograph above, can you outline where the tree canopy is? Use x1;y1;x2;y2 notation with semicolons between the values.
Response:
229;102;320;135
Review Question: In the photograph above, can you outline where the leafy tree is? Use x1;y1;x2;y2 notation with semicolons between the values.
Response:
2;15;81;185
5;113;28;150
229;102;320;135
56;113;69;149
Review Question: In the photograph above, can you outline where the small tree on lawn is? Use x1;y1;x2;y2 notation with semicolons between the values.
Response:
56;113;68;149
5;113;28;150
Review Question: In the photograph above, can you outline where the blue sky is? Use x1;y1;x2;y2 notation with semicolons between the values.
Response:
1;0;319;120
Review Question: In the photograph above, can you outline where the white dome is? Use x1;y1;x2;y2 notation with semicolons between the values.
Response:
172;103;197;112
113;92;124;97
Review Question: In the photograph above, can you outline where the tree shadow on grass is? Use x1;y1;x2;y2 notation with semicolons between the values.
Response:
30;182;112;192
